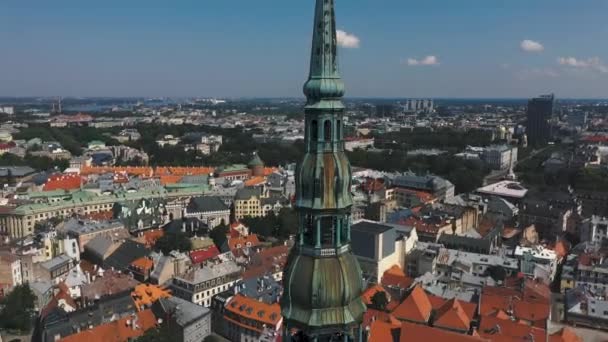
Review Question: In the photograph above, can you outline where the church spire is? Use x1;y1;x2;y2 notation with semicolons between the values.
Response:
280;0;366;341
304;0;345;103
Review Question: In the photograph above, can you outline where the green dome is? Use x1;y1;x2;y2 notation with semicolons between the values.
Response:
248;153;264;167
280;250;366;330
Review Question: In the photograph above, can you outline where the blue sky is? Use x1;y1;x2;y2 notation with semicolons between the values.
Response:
1;0;608;98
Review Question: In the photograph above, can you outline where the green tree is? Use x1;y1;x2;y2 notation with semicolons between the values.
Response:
209;223;230;249
0;284;37;333
242;212;277;238
277;208;298;239
135;323;173;342
370;291;389;311
154;231;192;255
0;153;68;171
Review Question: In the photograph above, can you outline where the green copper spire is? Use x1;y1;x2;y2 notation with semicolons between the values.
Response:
281;1;366;341
303;0;345;103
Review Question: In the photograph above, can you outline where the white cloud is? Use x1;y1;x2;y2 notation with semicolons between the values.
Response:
520;39;544;53
336;30;360;48
406;56;439;66
558;56;608;73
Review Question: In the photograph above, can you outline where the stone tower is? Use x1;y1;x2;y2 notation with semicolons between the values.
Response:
280;0;366;341
248;152;265;177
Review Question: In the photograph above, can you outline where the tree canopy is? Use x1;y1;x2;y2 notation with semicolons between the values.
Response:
209;223;230;250
135;323;173;342
347;149;490;194
369;291;389;311
241;208;298;239
0;153;68;172
154;231;192;255
0;284;37;333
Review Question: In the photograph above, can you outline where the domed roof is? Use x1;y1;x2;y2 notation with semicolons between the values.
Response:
248;153;264;168
281;251;366;330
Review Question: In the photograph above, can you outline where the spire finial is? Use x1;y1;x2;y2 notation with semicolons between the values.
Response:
303;0;345;101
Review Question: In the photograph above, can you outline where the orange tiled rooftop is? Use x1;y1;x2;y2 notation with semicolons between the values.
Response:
244;176;266;187
59;309;157;342
224;293;281;329
131;283;171;311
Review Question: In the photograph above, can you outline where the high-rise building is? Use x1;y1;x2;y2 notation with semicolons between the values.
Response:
280;0;366;341
526;94;554;146
403;99;434;114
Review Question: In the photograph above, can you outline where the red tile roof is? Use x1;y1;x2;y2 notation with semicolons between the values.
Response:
381;265;414;290
130;257;154;271
159;175;182;185
228;234;261;251
40;282;78;319
141;229;164;247
549;327;583;342
554;239;570;259
81;210;114;221
244;176;266;187
400;216;448;234
478;315;546;342
363;309;400;329
433;298;473;332
368;319;401;342
512;301;550;327
523;279;551;304
131;284;171;311
394;188;436;203
44;174;82;191
399;322;488;342
242;245;290;280
59;309;157;342
480;285;549;328
362;285;388;306
262;167;277;177
428;293;448;310
189;245;220;264
392;285;432;323
224;294;281;329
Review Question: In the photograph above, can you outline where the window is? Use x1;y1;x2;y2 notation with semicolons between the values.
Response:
311;120;318;141
320;216;335;246
324;120;332;141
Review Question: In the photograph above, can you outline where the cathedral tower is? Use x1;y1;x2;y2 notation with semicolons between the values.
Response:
280;0;366;341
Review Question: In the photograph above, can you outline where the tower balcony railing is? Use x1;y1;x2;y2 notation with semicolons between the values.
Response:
296;244;351;257
311;141;345;152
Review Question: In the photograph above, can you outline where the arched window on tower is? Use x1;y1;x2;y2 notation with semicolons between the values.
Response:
324;120;332;141
320;216;335;246
311;120;318;142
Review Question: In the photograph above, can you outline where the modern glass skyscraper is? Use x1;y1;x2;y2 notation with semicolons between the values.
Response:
526;94;555;146
280;0;366;341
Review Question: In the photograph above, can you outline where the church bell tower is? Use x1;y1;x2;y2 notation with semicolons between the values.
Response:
280;0;366;341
